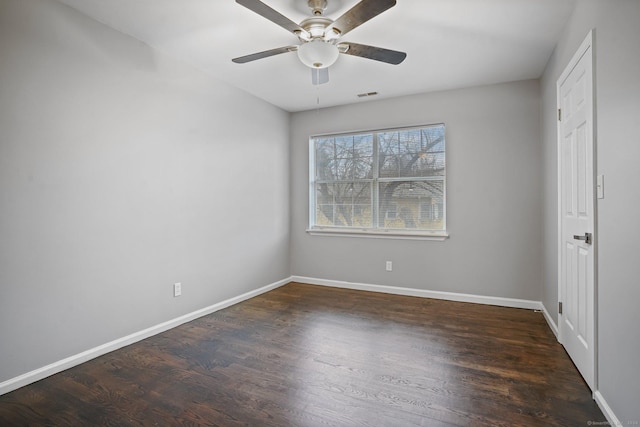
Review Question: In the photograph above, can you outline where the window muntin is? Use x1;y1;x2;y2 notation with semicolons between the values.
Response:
310;124;446;235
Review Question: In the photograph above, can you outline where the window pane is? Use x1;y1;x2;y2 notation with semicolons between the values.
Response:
378;132;400;177
315;138;336;180
379;126;445;178
352;134;374;179
315;182;372;227
419;127;446;177
379;180;445;230
316;135;373;180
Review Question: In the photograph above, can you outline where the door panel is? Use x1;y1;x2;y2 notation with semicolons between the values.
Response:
578;246;589;345
577;125;588;215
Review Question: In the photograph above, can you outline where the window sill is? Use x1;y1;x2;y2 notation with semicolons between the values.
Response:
306;228;449;241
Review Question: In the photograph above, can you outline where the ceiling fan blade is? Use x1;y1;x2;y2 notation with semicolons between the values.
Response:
232;45;298;64
326;0;396;37
338;42;406;65
236;0;308;37
311;67;329;85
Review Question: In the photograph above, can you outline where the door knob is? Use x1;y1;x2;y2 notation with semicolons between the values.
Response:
573;232;592;245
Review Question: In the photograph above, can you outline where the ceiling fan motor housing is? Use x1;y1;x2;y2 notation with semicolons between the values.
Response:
299;16;336;40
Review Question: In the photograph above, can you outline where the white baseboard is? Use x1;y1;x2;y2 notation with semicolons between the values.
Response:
594;391;622;427
540;303;559;338
0;277;291;397
291;276;543;310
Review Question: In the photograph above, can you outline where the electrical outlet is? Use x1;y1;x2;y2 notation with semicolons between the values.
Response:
385;261;393;272
173;282;182;297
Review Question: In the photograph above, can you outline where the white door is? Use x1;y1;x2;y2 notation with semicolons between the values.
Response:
557;31;596;391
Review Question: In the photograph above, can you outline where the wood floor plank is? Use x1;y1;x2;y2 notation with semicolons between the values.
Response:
0;282;606;426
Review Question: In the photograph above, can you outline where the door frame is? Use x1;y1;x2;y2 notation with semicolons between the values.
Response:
556;29;598;392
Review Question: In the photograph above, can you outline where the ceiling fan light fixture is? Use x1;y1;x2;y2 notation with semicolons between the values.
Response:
297;39;339;69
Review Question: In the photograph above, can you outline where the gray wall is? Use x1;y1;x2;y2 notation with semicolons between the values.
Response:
540;0;640;421
290;80;542;301
0;0;290;383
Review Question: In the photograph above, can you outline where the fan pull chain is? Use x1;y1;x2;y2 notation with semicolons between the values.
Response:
315;68;321;114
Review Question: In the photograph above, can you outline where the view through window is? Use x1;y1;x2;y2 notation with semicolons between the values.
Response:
309;124;446;235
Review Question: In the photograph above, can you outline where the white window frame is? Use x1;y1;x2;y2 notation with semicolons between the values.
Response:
307;124;449;241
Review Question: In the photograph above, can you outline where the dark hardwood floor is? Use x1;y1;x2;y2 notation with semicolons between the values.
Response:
0;282;605;426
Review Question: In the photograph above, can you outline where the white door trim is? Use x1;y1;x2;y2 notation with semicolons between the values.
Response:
556;29;597;392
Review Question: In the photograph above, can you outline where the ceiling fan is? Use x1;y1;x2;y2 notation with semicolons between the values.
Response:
232;0;407;85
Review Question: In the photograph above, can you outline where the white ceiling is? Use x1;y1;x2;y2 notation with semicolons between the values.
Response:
56;0;576;112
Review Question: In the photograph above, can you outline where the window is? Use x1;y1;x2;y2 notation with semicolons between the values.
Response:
309;124;446;238
385;202;398;220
